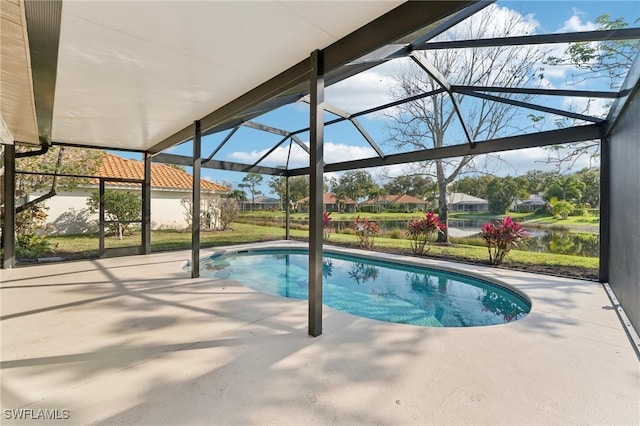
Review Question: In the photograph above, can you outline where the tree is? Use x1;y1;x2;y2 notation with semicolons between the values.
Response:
87;190;141;239
383;174;435;198
543;14;639;167
268;174;309;207
330;170;376;211
544;175;586;202
10;146;102;258
386;5;547;242
451;175;496;199
16;146;103;198
367;186;388;213
573;168;600;207
225;188;247;202
214;198;239;231
546;14;640;90
486;176;528;215
521;170;557;195
238;173;263;210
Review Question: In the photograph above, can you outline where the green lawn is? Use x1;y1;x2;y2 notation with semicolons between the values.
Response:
239;210;599;231
44;222;598;271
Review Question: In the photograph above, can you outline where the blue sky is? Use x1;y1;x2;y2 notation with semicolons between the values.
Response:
115;0;639;196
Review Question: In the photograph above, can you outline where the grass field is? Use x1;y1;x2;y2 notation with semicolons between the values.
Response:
237;210;599;231
44;222;598;272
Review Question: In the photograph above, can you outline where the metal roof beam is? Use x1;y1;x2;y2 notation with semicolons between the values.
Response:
205;126;239;162
454;88;604;123
251;135;290;168
605;45;640;136
410;53;475;147
152;153;284;176
417;27;640;50
243;120;289;137
451;85;622;99
300;96;385;158
285;124;601;177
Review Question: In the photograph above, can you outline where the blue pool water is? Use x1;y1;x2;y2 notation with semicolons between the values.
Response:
195;249;531;327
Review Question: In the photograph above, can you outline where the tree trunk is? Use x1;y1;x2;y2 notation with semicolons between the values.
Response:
436;181;449;243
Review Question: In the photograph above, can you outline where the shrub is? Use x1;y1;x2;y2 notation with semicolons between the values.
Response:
322;211;333;241
216;198;240;231
480;216;529;265
15;204;56;259
405;211;446;255
353;216;379;249
88;190;141;239
549;198;575;220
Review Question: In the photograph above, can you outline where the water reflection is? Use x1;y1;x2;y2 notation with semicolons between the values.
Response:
348;262;379;284
479;290;527;322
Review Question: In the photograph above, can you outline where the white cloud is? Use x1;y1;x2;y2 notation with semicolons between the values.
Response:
227;141;377;167
488;146;599;175
562;97;611;119
325;64;397;116
529;12;602;90
558;15;598;33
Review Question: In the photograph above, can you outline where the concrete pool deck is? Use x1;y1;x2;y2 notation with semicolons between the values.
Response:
1;241;638;425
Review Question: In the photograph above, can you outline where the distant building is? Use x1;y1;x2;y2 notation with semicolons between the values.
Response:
514;194;547;212
296;193;356;213
240;195;280;211
448;192;489;212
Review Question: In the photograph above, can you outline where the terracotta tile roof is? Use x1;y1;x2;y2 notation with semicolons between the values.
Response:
92;153;230;193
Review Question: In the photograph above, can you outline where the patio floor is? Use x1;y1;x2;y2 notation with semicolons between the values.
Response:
1;241;638;425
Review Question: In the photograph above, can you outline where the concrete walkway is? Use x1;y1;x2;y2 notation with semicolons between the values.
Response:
1;242;638;425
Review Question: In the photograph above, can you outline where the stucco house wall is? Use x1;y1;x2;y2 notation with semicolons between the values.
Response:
27;153;230;234
31;187;224;233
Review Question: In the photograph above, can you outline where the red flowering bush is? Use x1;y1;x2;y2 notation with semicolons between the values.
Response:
405;211;446;255
322;211;333;241
354;216;379;249
480;216;529;265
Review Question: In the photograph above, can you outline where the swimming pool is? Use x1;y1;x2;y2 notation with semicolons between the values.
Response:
192;248;531;327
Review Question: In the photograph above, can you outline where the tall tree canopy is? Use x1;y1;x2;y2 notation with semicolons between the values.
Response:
268;174;309;206
386;4;547;241
330;170;377;210
383;175;435;199
238;173;263;211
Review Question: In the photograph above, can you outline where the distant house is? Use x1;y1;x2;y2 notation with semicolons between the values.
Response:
240;195;280;211
362;194;428;211
448;192;489;212
514;194;546;212
30;153;230;233
296;193;356;213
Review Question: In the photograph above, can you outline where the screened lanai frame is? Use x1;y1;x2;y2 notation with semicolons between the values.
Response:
3;0;640;337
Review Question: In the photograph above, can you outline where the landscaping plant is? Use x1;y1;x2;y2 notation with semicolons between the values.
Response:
405;211;446;255
322;211;333;241
480;216;529;265
15;204;56;259
353;216;379;249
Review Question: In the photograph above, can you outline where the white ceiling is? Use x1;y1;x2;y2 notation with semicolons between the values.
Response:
50;0;404;151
